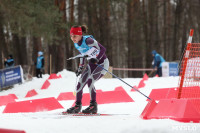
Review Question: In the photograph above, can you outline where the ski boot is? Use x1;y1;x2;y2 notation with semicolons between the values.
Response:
62;102;82;114
82;101;98;114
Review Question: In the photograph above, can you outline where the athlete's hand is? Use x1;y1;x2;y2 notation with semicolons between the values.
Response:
89;58;99;64
76;66;84;76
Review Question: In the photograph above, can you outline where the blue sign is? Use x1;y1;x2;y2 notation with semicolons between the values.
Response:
0;65;23;89
169;62;178;76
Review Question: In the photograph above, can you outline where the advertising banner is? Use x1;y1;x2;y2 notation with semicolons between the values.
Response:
162;62;178;77
0;65;23;89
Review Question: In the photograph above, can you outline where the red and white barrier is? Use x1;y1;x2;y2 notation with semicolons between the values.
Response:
3;97;63;113
41;80;50;90
0;95;16;106
72;86;134;106
25;89;38;98
48;73;62;79
0;128;26;133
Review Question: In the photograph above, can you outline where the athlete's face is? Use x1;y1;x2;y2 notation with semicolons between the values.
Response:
70;34;82;43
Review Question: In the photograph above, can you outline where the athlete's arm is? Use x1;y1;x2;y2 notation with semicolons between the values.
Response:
86;37;106;60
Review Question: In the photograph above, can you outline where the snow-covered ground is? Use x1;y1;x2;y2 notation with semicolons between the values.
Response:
0;70;199;133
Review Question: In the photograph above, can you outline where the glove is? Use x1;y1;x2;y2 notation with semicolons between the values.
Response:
89;58;99;64
76;66;84;76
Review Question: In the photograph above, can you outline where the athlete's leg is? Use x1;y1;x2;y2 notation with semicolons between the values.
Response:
75;65;91;102
82;59;109;113
88;58;109;101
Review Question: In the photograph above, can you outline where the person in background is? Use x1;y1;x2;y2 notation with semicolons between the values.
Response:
4;54;14;68
152;50;165;77
36;51;44;78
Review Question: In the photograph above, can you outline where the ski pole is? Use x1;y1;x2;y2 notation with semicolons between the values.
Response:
96;64;152;101
66;55;151;100
73;75;79;96
67;54;88;60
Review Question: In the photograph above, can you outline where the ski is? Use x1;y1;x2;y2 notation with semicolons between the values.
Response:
61;112;129;116
62;112;111;116
20;112;130;119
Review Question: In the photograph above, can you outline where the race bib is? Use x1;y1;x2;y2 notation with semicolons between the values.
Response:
83;47;100;60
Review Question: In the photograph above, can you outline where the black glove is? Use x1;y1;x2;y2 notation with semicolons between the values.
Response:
89;58;99;64
76;66;84;76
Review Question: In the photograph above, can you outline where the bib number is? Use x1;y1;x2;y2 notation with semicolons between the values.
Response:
83;47;100;60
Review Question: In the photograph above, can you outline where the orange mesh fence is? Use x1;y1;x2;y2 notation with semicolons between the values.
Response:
178;43;200;98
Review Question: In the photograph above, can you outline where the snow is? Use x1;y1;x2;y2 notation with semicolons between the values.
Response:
0;70;199;133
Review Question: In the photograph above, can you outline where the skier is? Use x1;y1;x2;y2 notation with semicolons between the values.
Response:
36;51;44;78
64;25;109;114
4;54;15;68
151;50;165;77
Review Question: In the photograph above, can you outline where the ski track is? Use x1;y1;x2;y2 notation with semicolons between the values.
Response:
0;70;200;133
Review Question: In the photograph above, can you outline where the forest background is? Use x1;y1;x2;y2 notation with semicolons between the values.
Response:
0;0;199;77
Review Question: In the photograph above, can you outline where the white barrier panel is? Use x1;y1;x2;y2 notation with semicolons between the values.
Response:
162;62;178;77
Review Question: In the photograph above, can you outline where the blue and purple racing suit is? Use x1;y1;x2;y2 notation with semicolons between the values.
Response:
74;35;109;102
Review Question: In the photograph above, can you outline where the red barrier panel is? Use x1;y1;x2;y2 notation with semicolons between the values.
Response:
25;89;38;98
131;74;148;92
41;80;50;89
0;95;16;106
141;100;157;119
147;86;200;101
131;86;138;92
131;79;145;91
3;97;64;113
0;128;26;133
57;92;75;101
147;88;177;101
141;98;200;123
48;73;62;79
155;74;159;77
72;86;134;106
178;86;200;98
57;90;103;101
8;94;18;99
137;79;145;88
143;73;148;81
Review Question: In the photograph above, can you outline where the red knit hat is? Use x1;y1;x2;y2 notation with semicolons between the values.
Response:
70;27;82;35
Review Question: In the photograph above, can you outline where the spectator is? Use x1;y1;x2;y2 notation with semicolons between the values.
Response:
36;51;44;78
152;50;165;77
4;54;14;68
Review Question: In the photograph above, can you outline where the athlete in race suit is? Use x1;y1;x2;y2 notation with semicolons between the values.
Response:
65;25;109;114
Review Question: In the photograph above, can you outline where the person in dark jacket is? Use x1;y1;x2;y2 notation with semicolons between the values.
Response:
36;51;44;78
4;54;14;68
152;50;165;77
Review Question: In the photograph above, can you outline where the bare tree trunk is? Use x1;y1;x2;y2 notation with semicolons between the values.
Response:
32;37;42;76
127;0;142;77
99;0;112;64
54;0;69;72
0;14;7;68
70;0;74;23
172;0;183;61
78;0;83;23
142;0;149;73
26;34;34;75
